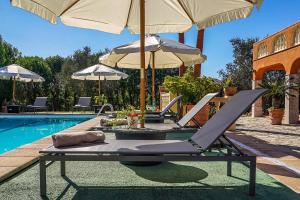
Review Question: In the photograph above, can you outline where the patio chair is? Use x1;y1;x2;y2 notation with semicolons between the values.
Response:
26;97;48;113
145;95;182;123
73;97;91;112
39;89;267;197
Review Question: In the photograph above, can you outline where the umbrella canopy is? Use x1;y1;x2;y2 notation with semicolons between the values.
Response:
0;64;45;82
11;0;263;127
11;0;263;34
100;34;206;102
71;64;128;96
72;64;128;80
100;34;206;69
0;64;45;102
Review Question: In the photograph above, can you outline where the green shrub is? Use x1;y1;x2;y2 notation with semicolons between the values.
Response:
163;67;221;105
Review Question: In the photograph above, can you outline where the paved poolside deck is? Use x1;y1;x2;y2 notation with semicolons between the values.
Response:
228;116;300;193
0;115;299;196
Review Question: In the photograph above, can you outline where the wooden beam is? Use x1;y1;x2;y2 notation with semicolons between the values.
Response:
178;33;186;76
194;29;204;77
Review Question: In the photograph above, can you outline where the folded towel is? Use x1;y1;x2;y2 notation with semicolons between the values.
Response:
52;131;105;148
100;118;127;127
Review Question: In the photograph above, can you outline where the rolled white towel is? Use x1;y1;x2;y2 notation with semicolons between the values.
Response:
52;131;105;148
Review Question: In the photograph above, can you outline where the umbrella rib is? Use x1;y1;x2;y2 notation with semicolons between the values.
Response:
125;0;134;28
12;0;56;16
177;0;194;24
59;0;81;16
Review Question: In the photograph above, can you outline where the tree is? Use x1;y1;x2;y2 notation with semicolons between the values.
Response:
45;55;65;74
15;56;52;104
218;38;258;90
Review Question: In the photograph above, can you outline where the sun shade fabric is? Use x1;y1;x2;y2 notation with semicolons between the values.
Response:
11;0;261;34
100;35;206;69
177;93;218;127
190;89;267;151
41;139;199;154
71;64;128;80
0;64;45;82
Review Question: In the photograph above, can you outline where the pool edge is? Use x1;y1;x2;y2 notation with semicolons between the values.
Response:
0;117;100;183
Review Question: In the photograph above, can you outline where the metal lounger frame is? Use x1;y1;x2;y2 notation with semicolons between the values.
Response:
39;143;256;197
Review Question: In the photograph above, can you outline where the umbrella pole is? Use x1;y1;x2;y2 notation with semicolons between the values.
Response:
98;76;101;98
13;76;16;103
151;52;155;106
140;0;145;128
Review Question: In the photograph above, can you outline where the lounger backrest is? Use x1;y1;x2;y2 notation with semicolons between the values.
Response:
77;97;91;107
160;95;182;116
33;97;47;107
190;89;267;151
177;93;218;127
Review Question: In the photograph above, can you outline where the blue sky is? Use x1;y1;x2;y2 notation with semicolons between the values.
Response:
0;1;299;78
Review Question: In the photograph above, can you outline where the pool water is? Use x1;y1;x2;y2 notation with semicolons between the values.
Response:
0;115;93;154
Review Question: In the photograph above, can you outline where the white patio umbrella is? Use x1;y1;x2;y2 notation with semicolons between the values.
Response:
11;0;263;127
100;34;206;102
71;64;128;97
0;64;45;102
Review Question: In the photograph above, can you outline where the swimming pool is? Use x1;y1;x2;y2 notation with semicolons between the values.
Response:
0;115;94;154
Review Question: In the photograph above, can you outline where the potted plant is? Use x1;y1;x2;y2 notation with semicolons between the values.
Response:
164;67;221;126
126;105;139;128
1;99;8;113
94;94;108;105
260;76;300;125
223;77;237;97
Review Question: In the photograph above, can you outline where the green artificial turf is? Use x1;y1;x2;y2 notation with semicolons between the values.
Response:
0;132;299;200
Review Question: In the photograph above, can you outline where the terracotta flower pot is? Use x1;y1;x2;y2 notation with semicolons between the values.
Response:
268;108;284;125
223;87;237;97
186;104;210;126
127;114;139;128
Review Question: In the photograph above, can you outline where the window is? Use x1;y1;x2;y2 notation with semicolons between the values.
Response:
294;26;300;45
274;34;287;53
257;43;268;58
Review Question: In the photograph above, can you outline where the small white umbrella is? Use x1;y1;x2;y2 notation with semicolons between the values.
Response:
71;64;128;97
0;64;45;102
100;34;206;102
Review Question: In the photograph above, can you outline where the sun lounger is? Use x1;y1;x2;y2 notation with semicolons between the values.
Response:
39;89;267;197
26;97;48;113
175;92;218;128
94;93;217;131
73;97;91;111
145;95;182;123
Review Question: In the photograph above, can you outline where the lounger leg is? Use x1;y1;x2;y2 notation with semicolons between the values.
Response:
60;160;66;177
227;149;232;176
40;159;47;197
249;157;256;196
